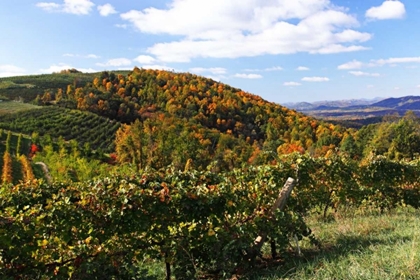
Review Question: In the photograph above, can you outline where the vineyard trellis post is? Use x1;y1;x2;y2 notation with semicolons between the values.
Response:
252;177;296;255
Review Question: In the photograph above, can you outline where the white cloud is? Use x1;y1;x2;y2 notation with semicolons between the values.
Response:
63;53;100;59
394;87;400;90
316;44;369;54
121;0;371;62
190;67;227;75
296;66;310;71
0;65;27;77
264;66;283;71
96;58;132;67
140;65;175;71
37;0;95;15
338;60;364;70
36;2;60;12
205;75;225;82
234;73;263;79
367;85;374;88
283;81;301;86
39;63;96;73
417;85;420;88
97;3;117;17
334;29;372;43
302;76;329;82
366;0;406;20
373;57;420;65
134;55;156;64
244;66;283;72
86;54;100;59
349;71;380;77
339;56;420;70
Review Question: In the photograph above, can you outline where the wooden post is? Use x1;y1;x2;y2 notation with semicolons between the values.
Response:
252;177;296;254
165;262;171;280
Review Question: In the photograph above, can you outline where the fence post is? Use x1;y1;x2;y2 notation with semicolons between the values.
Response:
252;177;296;254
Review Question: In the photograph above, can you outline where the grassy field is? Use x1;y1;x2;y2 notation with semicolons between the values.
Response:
244;207;420;280
0;101;41;115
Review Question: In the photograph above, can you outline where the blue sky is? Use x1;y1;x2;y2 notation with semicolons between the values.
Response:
1;0;420;103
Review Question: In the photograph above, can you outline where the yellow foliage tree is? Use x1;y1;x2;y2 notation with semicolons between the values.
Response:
115;120;145;171
2;152;13;184
19;155;35;182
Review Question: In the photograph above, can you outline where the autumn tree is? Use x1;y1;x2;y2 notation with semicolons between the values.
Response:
2;152;13;184
389;113;420;160
339;133;359;158
115;119;146;171
19;155;35;181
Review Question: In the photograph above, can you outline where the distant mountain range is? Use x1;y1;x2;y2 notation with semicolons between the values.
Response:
284;97;384;111
284;96;420;127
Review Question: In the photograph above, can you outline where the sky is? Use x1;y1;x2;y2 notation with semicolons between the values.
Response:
1;0;420;104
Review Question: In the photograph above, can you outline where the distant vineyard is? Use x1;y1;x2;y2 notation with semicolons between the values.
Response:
0;107;120;152
0;71;129;102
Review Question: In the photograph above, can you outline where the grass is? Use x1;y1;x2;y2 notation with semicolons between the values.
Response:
0;101;41;115
245;207;420;280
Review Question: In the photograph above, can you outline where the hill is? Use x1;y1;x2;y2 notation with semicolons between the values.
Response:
371;95;420;109
284;97;383;110
0;71;130;102
0;68;349;169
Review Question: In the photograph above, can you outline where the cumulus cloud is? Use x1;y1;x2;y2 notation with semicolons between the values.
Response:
339;56;420;70
39;63;96;73
134;55;156;64
98;3;117;17
296;66;310;71
264;66;284;71
283;82;301;86
302;76;329;82
0;65;27;77
234;73;263;79
63;53;100;59
374;57;420;65
349;71;380;77
366;0;406;20
338;60;364;70
36;0;95;15
120;0;371;62
36;2;60;12
244;66;283;72
96;58;132;67
189;67;227;75
86;54;100;59
139;65;175;71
